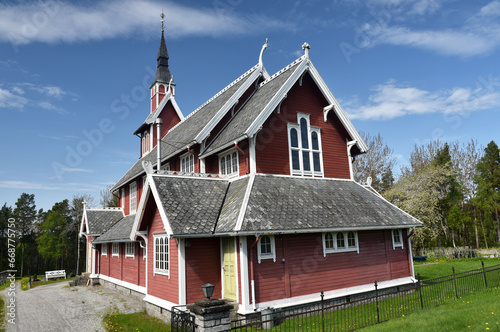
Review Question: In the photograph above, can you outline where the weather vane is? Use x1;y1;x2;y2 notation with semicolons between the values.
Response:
161;10;165;32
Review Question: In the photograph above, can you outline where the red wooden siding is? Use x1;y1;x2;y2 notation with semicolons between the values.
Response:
122;242;141;285
255;74;350;179
147;208;179;303
250;231;412;303
109;243;123;280
185;238;221;304
100;243;110;276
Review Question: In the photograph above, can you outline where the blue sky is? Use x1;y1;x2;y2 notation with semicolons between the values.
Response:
1;0;499;212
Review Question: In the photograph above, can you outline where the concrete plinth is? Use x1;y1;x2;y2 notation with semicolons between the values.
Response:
187;299;233;332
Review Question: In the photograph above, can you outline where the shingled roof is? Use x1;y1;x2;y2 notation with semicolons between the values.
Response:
92;214;136;243
83;208;124;236
144;174;421;237
111;64;261;192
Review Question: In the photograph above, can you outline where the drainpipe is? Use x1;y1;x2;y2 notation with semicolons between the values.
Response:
346;140;357;180
249;235;259;310
156;118;162;172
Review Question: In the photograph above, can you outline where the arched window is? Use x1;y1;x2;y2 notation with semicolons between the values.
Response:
325;232;334;249
257;235;275;263
219;150;239;176
337;232;345;249
347;232;356;248
287;113;323;176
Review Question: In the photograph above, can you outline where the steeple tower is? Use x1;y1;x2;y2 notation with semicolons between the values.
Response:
151;11;175;112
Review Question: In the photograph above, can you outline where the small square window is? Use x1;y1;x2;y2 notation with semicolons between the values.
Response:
392;229;404;249
125;242;135;258
257;235;275;263
112;243;119;256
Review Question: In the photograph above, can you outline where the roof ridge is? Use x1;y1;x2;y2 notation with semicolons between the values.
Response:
87;207;123;211
167;64;260;133
259;55;306;88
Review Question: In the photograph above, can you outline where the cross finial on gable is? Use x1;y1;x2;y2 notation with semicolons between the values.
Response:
302;42;310;58
161;10;165;33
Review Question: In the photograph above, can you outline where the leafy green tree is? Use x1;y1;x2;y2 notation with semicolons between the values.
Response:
37;199;71;269
13;193;37;276
384;163;455;250
100;185;119;207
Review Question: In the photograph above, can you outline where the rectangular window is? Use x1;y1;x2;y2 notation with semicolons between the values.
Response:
322;232;359;256
287;113;323;177
392;229;404;249
112;243;119;256
257;235;276;263
125;242;135;258
180;153;195;173
154;234;169;275
129;182;137;213
219;150;239;176
101;243;107;256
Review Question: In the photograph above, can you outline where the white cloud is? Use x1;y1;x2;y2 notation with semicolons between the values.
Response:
345;79;500;120
0;88;28;110
0;0;289;46
360;1;500;57
0;180;100;191
38;101;67;114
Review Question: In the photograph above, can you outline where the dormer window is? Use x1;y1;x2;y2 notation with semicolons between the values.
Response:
180;152;195;173
219;150;238;176
287;113;323;177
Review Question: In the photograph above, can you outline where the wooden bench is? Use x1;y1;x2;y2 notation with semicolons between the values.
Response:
45;270;66;280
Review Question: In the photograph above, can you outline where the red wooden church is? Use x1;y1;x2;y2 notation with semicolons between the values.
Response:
80;23;422;317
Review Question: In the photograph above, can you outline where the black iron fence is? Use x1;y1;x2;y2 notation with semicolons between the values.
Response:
231;262;500;331
171;305;195;332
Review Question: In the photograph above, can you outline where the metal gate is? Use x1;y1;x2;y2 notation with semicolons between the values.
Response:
171;305;195;332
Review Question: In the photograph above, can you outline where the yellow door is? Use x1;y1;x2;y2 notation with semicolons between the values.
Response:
222;238;237;300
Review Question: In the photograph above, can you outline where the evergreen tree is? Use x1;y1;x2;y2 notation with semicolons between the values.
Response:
475;141;500;243
13;193;37;276
0;203;13;271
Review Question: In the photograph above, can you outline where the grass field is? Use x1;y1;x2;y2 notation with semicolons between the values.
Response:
103;310;171;332
414;257;500;281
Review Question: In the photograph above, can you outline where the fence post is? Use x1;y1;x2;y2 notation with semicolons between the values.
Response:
417;273;424;310
452;266;459;299
321;290;325;332
482;260;488;289
375;281;380;324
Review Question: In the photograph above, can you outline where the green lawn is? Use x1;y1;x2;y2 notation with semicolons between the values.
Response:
414;257;500;281
103;310;171;332
362;286;500;332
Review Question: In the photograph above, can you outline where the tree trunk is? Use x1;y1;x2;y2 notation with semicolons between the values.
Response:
21;243;25;277
480;212;488;249
474;206;480;249
495;205;500;244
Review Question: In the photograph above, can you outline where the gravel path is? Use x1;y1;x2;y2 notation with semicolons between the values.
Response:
1;281;145;332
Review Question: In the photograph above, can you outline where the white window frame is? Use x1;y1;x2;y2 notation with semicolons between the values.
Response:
257;235;276;263
142;130;150;155
153;234;170;276
161;162;170;171
125;242;135;258
322;231;359;256
287;113;324;177
101;243;107;256
180;152;195;173
129;181;137;214
392;229;404;250
112;242;119;257
218;149;239;177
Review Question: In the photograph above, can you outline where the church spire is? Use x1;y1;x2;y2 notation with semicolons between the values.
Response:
151;11;174;88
